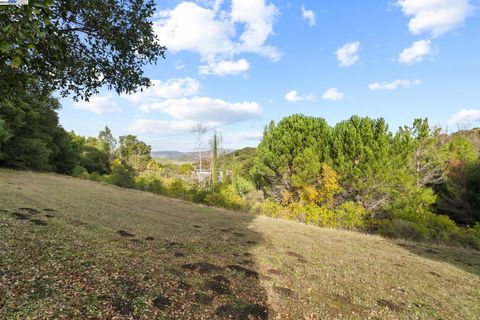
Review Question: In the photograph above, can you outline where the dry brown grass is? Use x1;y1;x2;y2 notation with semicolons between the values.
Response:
1;169;479;319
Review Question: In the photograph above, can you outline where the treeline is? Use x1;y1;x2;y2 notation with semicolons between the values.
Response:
1;91;479;248
251;114;480;248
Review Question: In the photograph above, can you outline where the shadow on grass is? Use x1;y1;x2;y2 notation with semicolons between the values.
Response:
0;204;270;319
392;240;480;277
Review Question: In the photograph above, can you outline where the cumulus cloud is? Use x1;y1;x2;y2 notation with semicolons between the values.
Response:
198;58;250;76
397;0;474;37
398;39;435;64
448;109;480;125
336;41;360;67
301;5;316;26
285;90;314;103
138;97;262;126
121;78;200;104
154;0;280;66
369;79;421;91
73;94;121;114
322;88;345;101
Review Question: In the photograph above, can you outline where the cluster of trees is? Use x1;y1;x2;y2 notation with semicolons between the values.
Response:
251;114;480;247
1;0;164;169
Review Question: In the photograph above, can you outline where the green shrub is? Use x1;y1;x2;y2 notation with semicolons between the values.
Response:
168;179;187;199
378;219;430;241
251;200;284;218
89;172;102;182
204;191;223;207
334;202;368;230
134;176;149;191
428;214;459;242
72;165;87;177
109;159;135;188
219;185;244;209
244;190;264;209
147;179;163;194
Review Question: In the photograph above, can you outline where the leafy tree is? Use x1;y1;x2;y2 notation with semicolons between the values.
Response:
394;119;448;188
98;126;117;160
0;117;11;159
180;163;193;176
436;135;479;224
68;133;109;174
1;0;166;100
118;135;151;172
109;159;135;188
0;84;74;172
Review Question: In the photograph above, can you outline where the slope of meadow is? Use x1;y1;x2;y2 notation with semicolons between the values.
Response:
0;169;479;319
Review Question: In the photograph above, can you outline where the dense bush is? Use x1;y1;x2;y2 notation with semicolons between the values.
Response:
108;159;135;188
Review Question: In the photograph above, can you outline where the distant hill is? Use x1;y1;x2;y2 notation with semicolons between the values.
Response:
152;149;235;163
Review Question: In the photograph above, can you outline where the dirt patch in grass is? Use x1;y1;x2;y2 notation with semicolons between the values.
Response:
153;294;171;310
182;262;224;274
30;219;48;226
273;286;295;298
267;269;282;276
195;292;213;304
227;265;259;279
117;230;135;237
285;251;305;259
377;299;403;312
215;303;268;320
18;207;40;214
429;271;441;277
10;212;30;220
206;276;231;295
233;232;245;237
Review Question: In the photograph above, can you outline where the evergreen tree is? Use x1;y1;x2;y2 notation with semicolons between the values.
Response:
211;132;219;185
252;114;331;202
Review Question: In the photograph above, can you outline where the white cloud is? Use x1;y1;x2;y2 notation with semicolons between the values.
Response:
322;88;345;101
154;2;234;58
121;78;200;104
397;0;474;37
128;119;203;134
336;41;360;67
73;94;121;114
198;58;250;76
285;90;314;103
174;60;186;70
448;109;480;125
398;39;435;64
138;96;262;126
231;0;280;60
369;79;421;91
154;0;280;64
301;5;316;27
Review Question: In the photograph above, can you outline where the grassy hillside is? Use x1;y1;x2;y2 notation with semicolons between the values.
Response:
1;169;479;319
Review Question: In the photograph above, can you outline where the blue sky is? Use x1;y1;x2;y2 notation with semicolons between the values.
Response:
59;0;480;151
